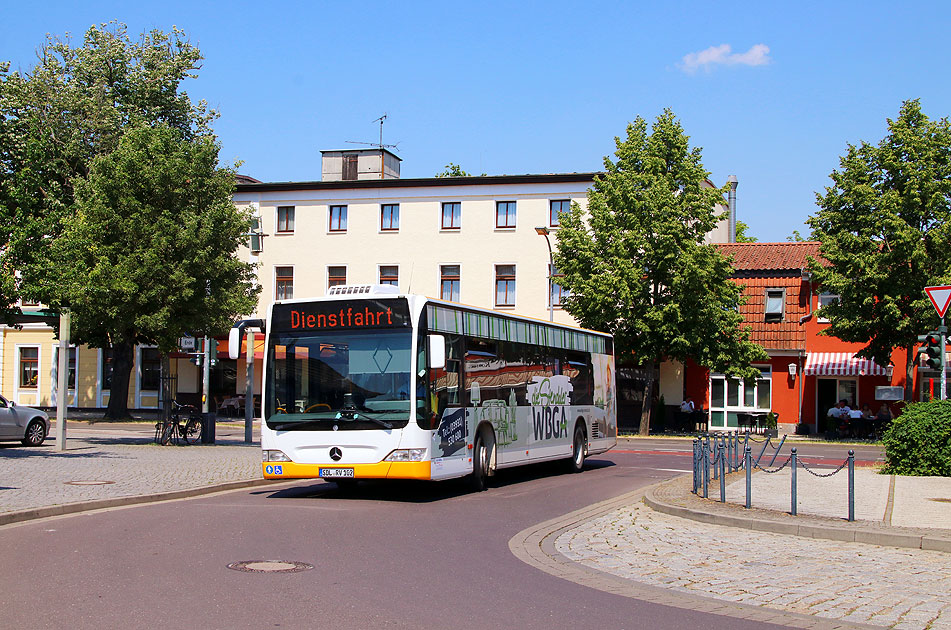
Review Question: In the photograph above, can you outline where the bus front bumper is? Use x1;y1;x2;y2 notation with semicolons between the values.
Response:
262;460;431;480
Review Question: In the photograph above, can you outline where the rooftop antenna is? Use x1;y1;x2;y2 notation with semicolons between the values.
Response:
346;114;400;179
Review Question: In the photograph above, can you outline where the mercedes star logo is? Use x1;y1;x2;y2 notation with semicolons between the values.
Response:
329;447;342;462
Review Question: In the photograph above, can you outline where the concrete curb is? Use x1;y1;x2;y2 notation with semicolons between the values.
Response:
0;477;280;527
508;483;878;629
644;474;951;554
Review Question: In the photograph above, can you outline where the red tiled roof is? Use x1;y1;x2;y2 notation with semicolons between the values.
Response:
717;242;824;272
737;276;808;350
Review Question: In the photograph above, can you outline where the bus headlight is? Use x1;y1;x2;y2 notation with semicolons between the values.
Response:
384;448;426;462
263;450;292;462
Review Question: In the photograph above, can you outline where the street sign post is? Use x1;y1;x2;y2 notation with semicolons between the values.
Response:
924;286;951;400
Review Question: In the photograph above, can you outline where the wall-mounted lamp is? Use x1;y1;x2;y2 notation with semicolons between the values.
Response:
886;365;894;378
788;363;797;377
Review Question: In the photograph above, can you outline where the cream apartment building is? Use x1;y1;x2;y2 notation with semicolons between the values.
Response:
0;148;733;414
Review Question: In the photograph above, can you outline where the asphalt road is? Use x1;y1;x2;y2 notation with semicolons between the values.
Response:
0;437;879;630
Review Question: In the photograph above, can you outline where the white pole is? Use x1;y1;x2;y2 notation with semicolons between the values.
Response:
56;309;70;451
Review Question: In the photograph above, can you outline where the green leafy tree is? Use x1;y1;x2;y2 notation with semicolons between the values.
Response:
0;23;258;418
734;220;757;242
0;22;214;318
56;123;259;419
808;100;951;400
435;163;484;177
554;109;767;433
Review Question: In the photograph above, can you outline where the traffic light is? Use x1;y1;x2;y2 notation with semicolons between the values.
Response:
917;331;943;370
208;338;218;367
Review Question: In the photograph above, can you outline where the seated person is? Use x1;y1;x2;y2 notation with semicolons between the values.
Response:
679;396;695;413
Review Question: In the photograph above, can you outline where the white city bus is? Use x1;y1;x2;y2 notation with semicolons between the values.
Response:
230;285;616;489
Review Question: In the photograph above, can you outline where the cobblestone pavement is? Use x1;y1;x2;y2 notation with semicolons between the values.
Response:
0;425;261;519
555;493;951;629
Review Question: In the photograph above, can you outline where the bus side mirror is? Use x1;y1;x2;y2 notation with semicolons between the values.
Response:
228;327;241;360
428;334;446;370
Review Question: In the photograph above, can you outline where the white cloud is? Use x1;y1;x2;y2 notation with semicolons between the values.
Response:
680;43;771;74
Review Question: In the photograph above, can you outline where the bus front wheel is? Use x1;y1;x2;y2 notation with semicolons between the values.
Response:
470;432;490;492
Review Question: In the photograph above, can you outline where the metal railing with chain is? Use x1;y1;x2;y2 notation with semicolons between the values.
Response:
692;435;858;521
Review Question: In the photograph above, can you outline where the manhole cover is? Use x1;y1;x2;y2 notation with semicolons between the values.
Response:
227;560;313;574
64;480;115;486
928;497;951;504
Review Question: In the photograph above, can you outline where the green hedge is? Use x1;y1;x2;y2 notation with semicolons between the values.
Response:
881;400;951;476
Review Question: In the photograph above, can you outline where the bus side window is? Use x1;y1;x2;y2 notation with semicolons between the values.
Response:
434;334;463;410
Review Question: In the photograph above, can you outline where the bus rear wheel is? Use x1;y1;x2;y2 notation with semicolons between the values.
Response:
567;424;586;473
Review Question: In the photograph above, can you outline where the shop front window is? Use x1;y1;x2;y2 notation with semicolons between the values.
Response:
708;368;771;429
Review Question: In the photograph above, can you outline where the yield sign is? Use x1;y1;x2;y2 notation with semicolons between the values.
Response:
925;285;951;318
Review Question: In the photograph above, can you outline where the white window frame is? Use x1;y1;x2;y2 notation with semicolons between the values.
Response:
440;202;462;231
136;345;161;409
327;265;348;291
708;367;772;429
276;205;295;234
495;201;517;230
15;344;41;401
439;264;461;302
378;264;399;287
817;292;840;323
275;265;295;301
494;263;517;308
51;344;78;406
329;205;348;233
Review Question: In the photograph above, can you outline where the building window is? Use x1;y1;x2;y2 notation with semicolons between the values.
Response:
765;289;785;322
277;206;295;233
496;201;516;229
52;346;77;390
20;297;40;307
708;368;772;429
329;205;348;232
550;264;568;308
550;200;570;227
440;265;460;302
19;347;39;389
817;292;839;323
379;265;399;286
101;348;113;390
328;266;347;288
495;264;516;307
275;267;294;300
140;347;161;391
381;204;400;231
441;202;461;230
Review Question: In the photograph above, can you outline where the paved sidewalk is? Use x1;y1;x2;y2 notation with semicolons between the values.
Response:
0;421;265;525
554;472;951;629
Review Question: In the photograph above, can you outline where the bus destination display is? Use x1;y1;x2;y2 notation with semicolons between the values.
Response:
272;299;411;332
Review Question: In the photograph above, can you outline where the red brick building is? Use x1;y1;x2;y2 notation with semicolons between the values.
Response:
682;242;907;435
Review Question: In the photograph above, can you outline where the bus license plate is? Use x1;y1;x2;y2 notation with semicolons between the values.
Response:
320;468;354;478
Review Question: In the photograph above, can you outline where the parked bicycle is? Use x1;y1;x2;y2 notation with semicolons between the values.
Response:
155;401;202;445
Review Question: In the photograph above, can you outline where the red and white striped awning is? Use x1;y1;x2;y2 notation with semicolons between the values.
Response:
803;352;888;376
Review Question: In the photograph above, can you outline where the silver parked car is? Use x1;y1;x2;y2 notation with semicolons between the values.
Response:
0;395;50;446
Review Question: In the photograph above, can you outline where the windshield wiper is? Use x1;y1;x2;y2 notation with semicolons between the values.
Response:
335;410;393;429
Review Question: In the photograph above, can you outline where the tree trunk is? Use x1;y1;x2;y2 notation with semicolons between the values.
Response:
105;339;135;420
638;373;655;436
904;345;915;402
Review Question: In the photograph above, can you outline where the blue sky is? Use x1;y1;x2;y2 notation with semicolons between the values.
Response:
3;1;950;242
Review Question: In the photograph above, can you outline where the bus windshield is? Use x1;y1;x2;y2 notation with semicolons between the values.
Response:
265;329;413;430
